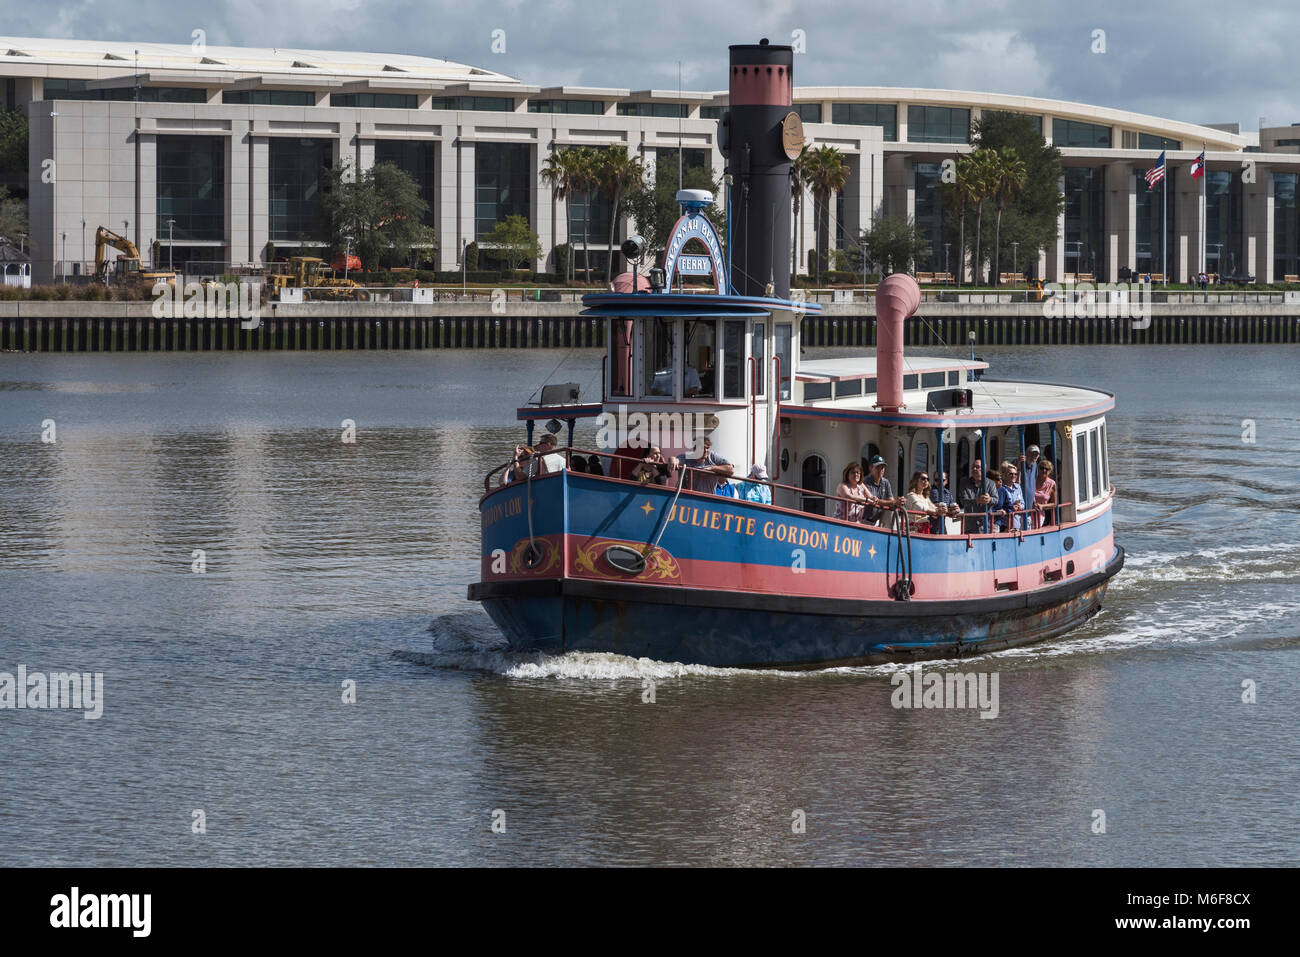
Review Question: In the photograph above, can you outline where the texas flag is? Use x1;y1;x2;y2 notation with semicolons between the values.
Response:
1190;151;1206;179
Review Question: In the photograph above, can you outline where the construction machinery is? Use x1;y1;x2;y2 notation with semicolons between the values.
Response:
94;227;176;285
268;257;368;300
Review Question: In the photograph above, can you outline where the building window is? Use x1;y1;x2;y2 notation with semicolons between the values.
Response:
1205;170;1243;276
374;139;436;227
1054;119;1111;149
429;96;512;112
1275;138;1300;148
1064;167;1105;277
700;105;724;120
1138;132;1181;151
906;105;969;144
1134;167;1177;275
617;102;686;118
982;110;1042;136
43;79;205;102
831;102;897;141
531;99;604;114
330;93;418;110
474;142;531;240
1273;172;1298;279
269;138;333;241
223;90;314;106
913;162;945;271
157;135;225;243
795;103;821;124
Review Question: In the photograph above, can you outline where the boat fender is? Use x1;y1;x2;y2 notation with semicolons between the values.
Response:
604;545;647;574
892;579;914;601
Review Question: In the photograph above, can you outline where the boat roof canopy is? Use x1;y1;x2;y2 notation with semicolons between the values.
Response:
796;355;988;383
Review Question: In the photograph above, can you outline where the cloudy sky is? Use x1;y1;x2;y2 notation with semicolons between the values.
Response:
6;0;1297;130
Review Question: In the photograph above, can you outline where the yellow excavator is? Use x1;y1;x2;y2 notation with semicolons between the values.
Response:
94;226;176;286
268;256;368;300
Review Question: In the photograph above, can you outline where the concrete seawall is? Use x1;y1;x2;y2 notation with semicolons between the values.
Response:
2;300;1298;350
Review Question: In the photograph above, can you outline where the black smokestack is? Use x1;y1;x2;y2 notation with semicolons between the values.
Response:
722;38;794;299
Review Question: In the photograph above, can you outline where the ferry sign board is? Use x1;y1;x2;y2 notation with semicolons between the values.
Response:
662;205;726;294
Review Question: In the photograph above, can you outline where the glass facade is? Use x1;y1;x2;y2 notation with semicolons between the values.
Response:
156;135;225;242
223;89;314;106
1054;119;1111;149
700;105;724;120
533;99;604;114
795;103;821;124
913;162;945;269
831;103;897;141
269;138;333;241
374;139;436;227
429;96;512;112
1063;167;1105;277
1204;170;1243;276
330;92;417;109
907;105;969;144
474;143;531;240
616;102;684;118
1135;167;1176;276
44;79;205;102
1274;172;1298;279
1138;132;1181;151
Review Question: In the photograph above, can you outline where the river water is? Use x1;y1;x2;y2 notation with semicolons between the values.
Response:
1;345;1297;866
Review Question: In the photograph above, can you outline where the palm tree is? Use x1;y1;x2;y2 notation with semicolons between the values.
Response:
540;149;574;281
965;149;998;287
804;145;850;284
595;146;646;284
790;147;811;278
569;147;601;283
941;157;974;286
989;147;1027;286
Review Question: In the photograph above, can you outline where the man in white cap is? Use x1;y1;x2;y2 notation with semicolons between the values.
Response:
739;464;772;504
1018;444;1041;505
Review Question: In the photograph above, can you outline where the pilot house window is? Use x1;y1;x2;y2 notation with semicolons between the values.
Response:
683;320;716;398
723;321;745;398
645;318;675;396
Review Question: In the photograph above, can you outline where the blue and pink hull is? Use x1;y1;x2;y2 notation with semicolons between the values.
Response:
468;471;1124;669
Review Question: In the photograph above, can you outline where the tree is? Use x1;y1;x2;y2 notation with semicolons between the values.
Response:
940;156;978;285
482;214;541;272
319;160;434;273
861;216;931;276
540;149;576;281
0;110;28;198
622;153;723;265
790;147;811;277
989;147;1027;285
964;149;999;287
0;186;27;243
803;145;850;283
594;146;645;283
969;111;1065;283
567;146;600;282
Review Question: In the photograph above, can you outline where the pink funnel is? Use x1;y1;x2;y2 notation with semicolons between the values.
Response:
874;273;922;412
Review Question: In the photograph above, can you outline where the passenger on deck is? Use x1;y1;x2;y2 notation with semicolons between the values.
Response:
501;445;538;485
994;463;1026;531
834;463;870;523
929;470;961;534
1018;444;1041;504
1032;460;1058;528
862;454;902;526
536;433;567;474
586;454;605;476
570;455;588;474
904;472;941;533
632;447;674;486
739;465;773;504
680;437;734;493
958;460;997;533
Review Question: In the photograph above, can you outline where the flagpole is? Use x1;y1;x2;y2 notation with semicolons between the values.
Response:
1201;143;1206;278
1162;156;1167;287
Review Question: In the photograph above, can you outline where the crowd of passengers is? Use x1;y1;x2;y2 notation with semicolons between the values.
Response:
503;436;1059;533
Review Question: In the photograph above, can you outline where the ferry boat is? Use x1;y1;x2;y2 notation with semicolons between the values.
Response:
467;39;1124;669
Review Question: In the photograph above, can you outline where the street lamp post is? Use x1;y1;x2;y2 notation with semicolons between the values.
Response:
81;220;86;279
166;218;176;273
1011;241;1019;288
1070;241;1082;279
344;234;353;279
461;237;467;296
860;241;867;291
61;232;66;282
944;243;951;285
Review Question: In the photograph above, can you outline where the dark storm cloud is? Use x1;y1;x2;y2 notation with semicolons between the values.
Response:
6;0;1295;128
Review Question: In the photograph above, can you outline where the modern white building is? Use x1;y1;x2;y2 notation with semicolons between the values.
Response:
4;35;1300;284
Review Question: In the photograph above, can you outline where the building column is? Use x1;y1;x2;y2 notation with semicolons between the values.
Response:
1047;174;1065;281
136;132;157;269
435;138;458;271
1244;163;1273;282
1105;161;1134;281
228;122;251;264
531;141;550;272
249;136;269;263
1177;175;1202;282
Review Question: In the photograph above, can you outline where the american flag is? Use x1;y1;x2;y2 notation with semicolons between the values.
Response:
1145;151;1166;187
